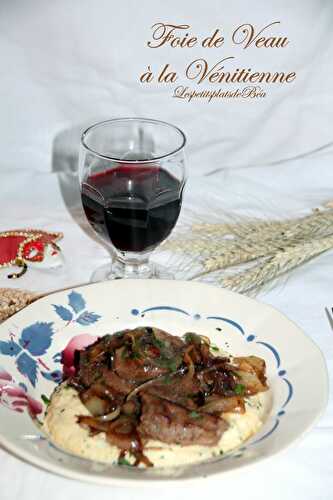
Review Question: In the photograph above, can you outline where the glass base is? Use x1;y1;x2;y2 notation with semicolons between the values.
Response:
90;259;174;282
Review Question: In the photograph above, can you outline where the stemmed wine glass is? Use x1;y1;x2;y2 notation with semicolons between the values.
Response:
79;118;187;280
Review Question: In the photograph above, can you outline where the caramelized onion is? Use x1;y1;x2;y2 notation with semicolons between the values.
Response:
202;395;245;414
97;407;121;422
229;356;268;394
183;347;195;380
81;394;112;417
77;415;110;433
233;370;267;395
199;335;211;345
126;369;183;401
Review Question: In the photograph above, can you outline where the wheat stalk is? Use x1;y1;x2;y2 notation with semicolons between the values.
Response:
221;234;333;293
164;208;333;273
191;219;291;237
163;238;274;271
191;209;333;242
161;206;333;294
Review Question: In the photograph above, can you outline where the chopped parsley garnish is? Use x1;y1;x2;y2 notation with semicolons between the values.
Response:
162;374;173;385
189;410;201;419
129;350;141;360
151;334;165;350
210;345;219;352
167;359;179;372
121;346;129;359
118;457;132;466
41;394;50;406
154;355;180;373
234;383;246;395
184;332;201;345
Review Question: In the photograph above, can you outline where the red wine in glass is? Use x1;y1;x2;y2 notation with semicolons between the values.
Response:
81;165;183;253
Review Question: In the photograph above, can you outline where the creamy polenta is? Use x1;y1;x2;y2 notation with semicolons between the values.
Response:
43;383;270;468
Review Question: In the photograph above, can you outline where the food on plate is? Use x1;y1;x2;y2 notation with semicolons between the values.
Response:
43;327;269;467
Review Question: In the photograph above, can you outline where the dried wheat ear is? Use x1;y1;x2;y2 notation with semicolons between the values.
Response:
163;207;333;293
0;288;40;323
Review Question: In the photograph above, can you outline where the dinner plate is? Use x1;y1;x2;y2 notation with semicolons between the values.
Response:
0;280;328;486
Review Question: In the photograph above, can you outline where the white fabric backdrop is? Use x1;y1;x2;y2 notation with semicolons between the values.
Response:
0;2;333;499
0;0;332;175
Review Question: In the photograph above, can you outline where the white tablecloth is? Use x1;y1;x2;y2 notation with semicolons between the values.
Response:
1;152;332;499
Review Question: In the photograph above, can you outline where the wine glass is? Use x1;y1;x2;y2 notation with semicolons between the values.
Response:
79;118;187;280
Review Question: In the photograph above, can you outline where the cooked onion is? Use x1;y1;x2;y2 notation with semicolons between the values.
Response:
126;369;183;401
229;356;268;394
97;407;121;422
199;335;211;345
81;394;111;417
77;415;110;432
202;395;245;414
234;370;267;395
183;347;195;380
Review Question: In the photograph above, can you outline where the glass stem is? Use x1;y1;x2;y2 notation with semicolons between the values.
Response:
111;250;153;279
